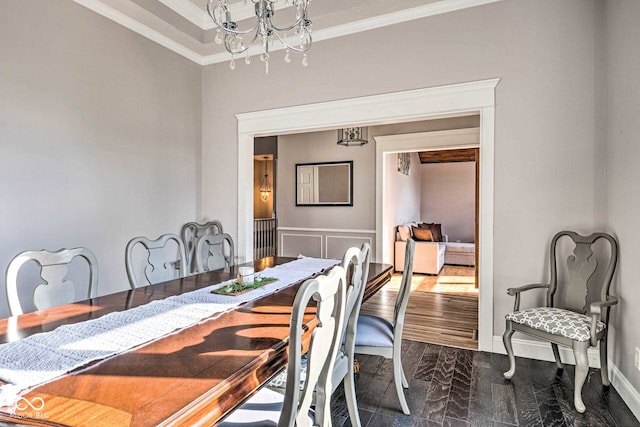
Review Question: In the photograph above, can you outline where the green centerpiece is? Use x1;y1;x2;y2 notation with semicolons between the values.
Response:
211;276;278;296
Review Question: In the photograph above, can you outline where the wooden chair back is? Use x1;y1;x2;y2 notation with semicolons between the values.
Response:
194;233;235;273
548;231;618;323
394;238;415;340
181;220;223;273
6;247;98;315
125;233;187;288
280;265;347;427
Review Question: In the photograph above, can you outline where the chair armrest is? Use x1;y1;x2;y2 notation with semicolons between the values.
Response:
441;234;449;243
589;295;619;315
506;283;549;312
589;295;619;345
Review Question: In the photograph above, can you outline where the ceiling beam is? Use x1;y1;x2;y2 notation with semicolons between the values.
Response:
418;148;477;163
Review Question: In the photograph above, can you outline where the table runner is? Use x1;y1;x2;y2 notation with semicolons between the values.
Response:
0;257;339;408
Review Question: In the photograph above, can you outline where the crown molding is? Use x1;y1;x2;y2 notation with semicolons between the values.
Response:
76;0;504;66
202;0;504;65
74;0;205;64
313;0;503;43
158;0;295;31
157;0;211;29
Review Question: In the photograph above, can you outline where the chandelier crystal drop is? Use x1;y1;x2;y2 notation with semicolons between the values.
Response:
207;0;312;73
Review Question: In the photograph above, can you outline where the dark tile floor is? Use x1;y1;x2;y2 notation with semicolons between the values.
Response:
331;340;639;427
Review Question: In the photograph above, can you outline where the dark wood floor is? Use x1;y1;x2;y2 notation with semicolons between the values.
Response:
331;340;639;427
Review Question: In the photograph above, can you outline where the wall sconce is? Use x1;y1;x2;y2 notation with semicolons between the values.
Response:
259;157;271;203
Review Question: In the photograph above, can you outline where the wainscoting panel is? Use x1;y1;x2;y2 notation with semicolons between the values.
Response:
325;235;373;260
279;233;323;258
278;227;376;260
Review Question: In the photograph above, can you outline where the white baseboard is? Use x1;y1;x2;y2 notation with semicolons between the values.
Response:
610;362;640;421
492;335;640;420
492;335;601;367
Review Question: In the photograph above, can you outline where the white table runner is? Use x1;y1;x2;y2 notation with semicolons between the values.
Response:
0;257;339;407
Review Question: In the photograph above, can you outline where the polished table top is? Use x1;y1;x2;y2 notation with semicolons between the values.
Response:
0;257;392;426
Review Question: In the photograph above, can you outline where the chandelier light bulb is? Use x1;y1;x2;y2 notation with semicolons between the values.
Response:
229;57;236;70
302;53;308;67
284;50;291;63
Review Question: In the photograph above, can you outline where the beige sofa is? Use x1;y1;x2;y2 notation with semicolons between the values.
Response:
394;224;445;275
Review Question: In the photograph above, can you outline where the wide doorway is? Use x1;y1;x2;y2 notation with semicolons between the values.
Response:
367;142;480;350
236;79;498;352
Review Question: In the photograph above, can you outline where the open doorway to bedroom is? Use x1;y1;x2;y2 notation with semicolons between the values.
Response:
363;124;480;350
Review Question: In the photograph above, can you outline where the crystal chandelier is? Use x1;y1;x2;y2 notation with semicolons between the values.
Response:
207;0;312;73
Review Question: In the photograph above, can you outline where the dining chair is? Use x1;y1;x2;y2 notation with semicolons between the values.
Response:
194;233;235;273
503;231;618;413
266;243;371;427
220;265;347;427
334;243;371;427
6;247;99;316
180;220;223;273
125;233;187;288
354;238;415;415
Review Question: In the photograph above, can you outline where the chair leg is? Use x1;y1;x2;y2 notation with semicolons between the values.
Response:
401;365;409;389
551;343;564;370
344;361;361;427
393;358;410;415
600;337;610;387
572;340;589;413
393;345;410;415
502;320;516;379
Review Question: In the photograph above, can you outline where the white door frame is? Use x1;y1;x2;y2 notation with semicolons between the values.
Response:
235;78;499;351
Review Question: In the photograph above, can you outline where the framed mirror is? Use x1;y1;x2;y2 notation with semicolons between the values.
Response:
296;161;353;206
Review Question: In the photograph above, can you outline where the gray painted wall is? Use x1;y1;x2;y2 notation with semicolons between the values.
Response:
203;0;604;341
0;1;202;316
420;162;475;243
3;0;638;408
605;0;640;395
277;130;375;230
383;151;422;261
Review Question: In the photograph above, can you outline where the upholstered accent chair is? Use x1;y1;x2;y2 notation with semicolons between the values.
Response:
502;231;619;413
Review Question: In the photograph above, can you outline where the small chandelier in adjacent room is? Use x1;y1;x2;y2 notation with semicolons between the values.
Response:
207;0;312;73
337;127;368;147
259;157;272;203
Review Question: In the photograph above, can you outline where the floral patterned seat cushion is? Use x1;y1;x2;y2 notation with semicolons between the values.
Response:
505;307;605;342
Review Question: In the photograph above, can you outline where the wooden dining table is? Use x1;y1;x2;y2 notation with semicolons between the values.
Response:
0;256;392;426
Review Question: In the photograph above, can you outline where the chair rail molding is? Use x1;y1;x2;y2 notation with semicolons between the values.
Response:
277;227;376;234
235;77;499;352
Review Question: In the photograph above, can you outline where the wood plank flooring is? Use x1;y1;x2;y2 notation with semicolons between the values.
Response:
330;341;639;427
360;267;479;350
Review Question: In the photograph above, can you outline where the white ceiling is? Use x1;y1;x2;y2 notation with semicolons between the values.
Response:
73;0;502;65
